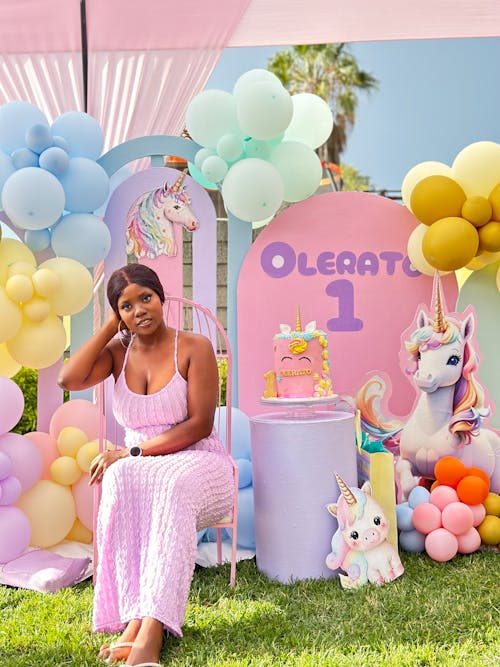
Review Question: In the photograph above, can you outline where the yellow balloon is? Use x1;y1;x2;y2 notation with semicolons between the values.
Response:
407;224;438;276
0;286;22;342
478;221;500;253
452;141;500;197
474;250;500;265
461;196;492;227
0;238;36;285
23;296;51;322
497;265;500;293
16;480;76;548
401;161;452;209
5;274;34;303
50;456;82;486
7;261;36;279
57;426;89;456
76;441;99;472
7;313;67;369
465;257;488;271
31;267;61;297
39;257;93;316
488;181;500;220
410;175;466;226
483;492;500;517
455;267;473;289
477;515;500;546
65;518;93;544
0;341;22;377
422;217;479;271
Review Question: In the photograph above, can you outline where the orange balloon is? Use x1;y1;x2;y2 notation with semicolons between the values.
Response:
464;467;491;489
410;175;466;226
430;480;441;491
422;217;479;271
456;475;489;505
434;456;466;487
478;220;500;253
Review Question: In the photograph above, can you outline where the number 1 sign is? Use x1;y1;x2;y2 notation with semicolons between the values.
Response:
237;191;458;417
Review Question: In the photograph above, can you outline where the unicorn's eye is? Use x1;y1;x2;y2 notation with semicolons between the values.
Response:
417;351;421;361
447;355;460;366
350;531;359;540
173;204;181;210
373;516;382;526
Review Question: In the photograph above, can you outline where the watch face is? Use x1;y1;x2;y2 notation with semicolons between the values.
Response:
129;446;142;457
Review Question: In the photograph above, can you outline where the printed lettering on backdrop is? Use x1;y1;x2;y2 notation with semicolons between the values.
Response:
237;192;458;417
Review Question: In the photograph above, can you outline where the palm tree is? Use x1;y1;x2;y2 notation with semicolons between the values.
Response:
268;44;378;166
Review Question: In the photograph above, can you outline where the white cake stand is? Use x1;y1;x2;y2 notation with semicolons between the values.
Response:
260;395;339;419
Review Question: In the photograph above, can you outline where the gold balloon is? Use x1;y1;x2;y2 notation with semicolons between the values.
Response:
422;217;479;271
76;441;99;473
478;221;500;253
57;426;89;457
461;196;492;227
401;161;452;209
410;175;466;226
0;341;21;377
65;518;93;544
5;274;34;303
489;182;500;220
0;286;22;342
7;313;67;369
0;238;36;285
452;141;500;197
39;257;93;316
50;456;82;486
16;480;76;548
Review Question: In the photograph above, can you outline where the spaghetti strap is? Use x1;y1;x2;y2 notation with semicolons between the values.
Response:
174;329;179;373
120;334;134;375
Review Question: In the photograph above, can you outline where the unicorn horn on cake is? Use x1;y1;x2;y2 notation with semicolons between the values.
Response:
432;274;448;333
295;306;302;332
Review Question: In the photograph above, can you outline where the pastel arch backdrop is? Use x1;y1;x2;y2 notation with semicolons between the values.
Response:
237;192;458;417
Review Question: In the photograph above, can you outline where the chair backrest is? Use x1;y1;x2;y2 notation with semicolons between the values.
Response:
163;296;232;456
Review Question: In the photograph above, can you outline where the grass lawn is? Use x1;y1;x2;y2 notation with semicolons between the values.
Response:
0;552;498;667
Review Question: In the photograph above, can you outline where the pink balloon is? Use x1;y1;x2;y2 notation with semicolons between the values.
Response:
49;399;100;442
425;528;458;562
412;502;442;534
457;527;482;554
429;485;459;510
25;431;59;480
0;506;31;563
72;473;93;532
469;503;487;527
0;451;12;480
0;377;24;434
441;501;474;535
0;433;42;492
0;475;22;505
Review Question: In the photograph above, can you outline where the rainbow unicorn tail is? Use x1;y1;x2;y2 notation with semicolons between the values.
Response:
356;376;404;444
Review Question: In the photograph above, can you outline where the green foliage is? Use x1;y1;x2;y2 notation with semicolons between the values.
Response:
217;357;227;406
0;553;498;666
339;162;373;192
11;368;38;435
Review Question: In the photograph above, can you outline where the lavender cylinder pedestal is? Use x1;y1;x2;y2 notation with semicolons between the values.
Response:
250;409;356;584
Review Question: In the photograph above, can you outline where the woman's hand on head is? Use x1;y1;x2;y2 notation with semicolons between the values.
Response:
106;309;121;330
89;449;128;485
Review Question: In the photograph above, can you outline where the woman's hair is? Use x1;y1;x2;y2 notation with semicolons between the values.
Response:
107;263;166;318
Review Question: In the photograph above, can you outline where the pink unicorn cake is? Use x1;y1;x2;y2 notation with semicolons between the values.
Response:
263;309;334;399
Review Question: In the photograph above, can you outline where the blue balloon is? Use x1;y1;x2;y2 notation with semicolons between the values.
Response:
0;151;15;192
236;458;253;489
408;485;431;508
50;213;111;267
51;112;104;159
94;166;133;217
1;167;65;230
399;528;426;553
396;502;414;531
237;486;255;549
25;228;51;252
0;101;48;154
25;123;52;154
11;148;39;169
39;147;69;176
58;157;110;212
215;406;251;460
52;135;69;152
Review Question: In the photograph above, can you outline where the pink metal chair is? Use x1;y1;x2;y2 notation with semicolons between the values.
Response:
95;296;239;586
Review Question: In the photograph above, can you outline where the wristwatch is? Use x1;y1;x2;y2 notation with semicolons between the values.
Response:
129;445;143;457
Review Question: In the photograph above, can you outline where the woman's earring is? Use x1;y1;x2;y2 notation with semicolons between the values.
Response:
117;320;129;349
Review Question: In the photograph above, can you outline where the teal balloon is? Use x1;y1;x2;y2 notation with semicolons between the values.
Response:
284;93;333;149
194;147;215;170
51;213;111;267
51;112;104;159
244;138;271;160
58;157;110;212
0;101;48;154
269;141;322;202
186;90;239;148
236;79;293;141
457;262;500;429
201;155;228;183
2;167;65;230
187;162;217;190
217;134;243;163
25;228;51;252
233;68;281;99
221;158;284;222
11;148;38;169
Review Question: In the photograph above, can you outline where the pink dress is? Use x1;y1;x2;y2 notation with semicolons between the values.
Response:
92;331;234;637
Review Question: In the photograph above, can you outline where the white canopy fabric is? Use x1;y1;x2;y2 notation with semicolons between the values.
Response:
0;0;498;152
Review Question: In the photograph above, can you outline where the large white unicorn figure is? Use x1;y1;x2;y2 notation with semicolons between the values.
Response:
357;275;500;499
126;169;198;259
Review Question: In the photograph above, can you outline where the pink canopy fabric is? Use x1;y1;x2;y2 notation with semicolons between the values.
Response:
0;0;498;153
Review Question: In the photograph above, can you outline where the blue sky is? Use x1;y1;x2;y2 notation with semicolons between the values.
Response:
207;37;500;190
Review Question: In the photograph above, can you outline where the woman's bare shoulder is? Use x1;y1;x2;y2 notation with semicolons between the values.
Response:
178;330;214;355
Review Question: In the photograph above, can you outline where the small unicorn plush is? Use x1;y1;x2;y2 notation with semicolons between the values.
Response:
325;473;404;589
